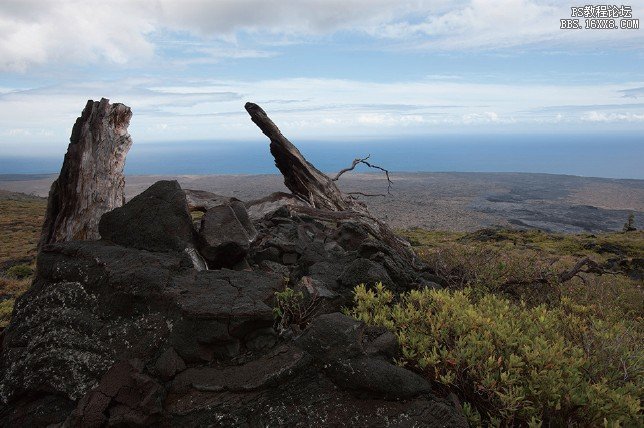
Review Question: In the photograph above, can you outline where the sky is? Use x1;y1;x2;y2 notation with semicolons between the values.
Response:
0;0;643;160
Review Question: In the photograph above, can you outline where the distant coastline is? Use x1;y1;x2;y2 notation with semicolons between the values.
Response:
1;133;643;179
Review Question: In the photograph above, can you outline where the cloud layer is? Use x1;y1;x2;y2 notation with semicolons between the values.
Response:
2;0;643;71
1;76;643;156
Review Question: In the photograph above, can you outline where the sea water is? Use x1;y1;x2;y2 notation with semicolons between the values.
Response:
1;133;642;179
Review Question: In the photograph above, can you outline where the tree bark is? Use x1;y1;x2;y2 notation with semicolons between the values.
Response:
244;102;369;215
39;98;133;247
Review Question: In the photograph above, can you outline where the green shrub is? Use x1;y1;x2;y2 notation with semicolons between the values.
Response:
273;286;318;333
0;298;14;329
5;264;33;279
348;283;642;427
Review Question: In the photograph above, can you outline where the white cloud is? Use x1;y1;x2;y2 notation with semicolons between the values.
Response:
462;111;504;124
157;0;414;36
1;0;642;72
357;113;425;125
0;0;156;72
581;111;644;122
1;76;643;156
377;0;644;49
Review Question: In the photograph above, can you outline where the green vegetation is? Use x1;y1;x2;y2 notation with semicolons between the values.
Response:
0;194;46;265
0;193;45;328
347;228;644;426
273;284;319;333
400;227;644;314
349;284;641;426
6;264;34;279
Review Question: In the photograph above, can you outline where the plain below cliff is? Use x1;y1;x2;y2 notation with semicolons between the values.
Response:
1;172;642;233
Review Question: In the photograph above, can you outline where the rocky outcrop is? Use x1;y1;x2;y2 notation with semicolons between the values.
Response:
0;176;464;426
0;103;464;426
39;98;133;247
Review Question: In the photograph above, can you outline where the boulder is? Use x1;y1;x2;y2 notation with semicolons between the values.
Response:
65;359;164;427
296;313;432;399
338;257;394;289
99;180;196;253
184;189;235;212
245;191;308;221
154;348;186;382
0;240;282;406
197;200;257;269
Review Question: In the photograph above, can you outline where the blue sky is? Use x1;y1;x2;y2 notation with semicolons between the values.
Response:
0;0;643;158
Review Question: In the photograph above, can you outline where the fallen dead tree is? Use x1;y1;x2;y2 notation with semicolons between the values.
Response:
244;102;420;268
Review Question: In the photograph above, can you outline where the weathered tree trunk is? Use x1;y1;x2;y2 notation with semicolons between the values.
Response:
39;98;133;247
245;102;419;267
245;102;369;215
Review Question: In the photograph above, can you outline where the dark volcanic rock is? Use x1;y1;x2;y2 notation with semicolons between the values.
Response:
154;348;187;382
297;313;431;399
39;98;133;247
184;188;234;212
99;180;196;253
0;240;282;405
198;200;257;269
66;359;165;427
338;257;394;289
0;151;456;426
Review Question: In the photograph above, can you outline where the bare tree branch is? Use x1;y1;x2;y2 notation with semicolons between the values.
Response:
332;154;393;194
558;257;623;283
333;155;371;181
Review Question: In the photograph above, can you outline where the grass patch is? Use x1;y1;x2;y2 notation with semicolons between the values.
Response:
349;283;642;427
0;195;47;266
0;193;44;329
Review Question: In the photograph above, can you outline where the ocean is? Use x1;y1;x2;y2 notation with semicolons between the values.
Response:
1;133;642;179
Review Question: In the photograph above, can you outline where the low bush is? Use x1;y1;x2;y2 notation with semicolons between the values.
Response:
6;264;34;279
0;298;14;329
273;285;319;333
348;283;642;427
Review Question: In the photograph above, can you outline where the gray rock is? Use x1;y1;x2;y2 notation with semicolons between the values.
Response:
0;240;281;405
154;348;186;381
338;257;394;288
297;313;433;400
99;180;196;253
282;252;298;265
295;313;365;361
327;356;432;399
171;345;309;393
65;359;165;427
245;191;307;221
198;201;257;268
364;326;400;359
184;189;235;211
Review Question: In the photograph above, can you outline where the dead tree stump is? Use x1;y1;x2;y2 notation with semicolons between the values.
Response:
39;98;133;247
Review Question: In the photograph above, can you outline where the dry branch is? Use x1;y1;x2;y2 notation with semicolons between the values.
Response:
333;154;393;195
558;257;623;284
